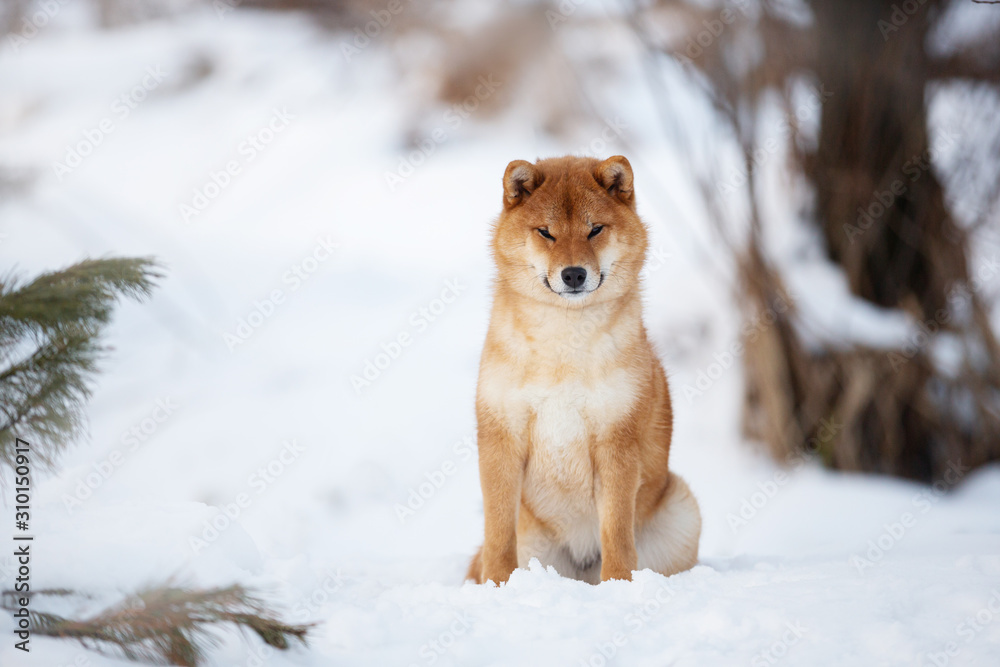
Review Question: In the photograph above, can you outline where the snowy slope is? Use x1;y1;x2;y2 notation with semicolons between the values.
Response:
1;5;999;667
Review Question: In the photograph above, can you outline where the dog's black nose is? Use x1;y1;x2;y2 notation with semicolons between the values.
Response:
561;266;587;289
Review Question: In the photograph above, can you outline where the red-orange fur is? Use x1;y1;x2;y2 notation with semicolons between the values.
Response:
468;156;701;585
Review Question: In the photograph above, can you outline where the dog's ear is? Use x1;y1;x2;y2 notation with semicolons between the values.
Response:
594;155;634;206
503;160;542;208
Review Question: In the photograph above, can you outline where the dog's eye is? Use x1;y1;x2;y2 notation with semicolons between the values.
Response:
537;228;555;240
588;225;604;239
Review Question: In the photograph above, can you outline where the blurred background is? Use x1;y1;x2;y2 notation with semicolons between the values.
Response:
2;0;1000;665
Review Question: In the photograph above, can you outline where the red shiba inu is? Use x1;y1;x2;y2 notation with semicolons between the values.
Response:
467;155;701;585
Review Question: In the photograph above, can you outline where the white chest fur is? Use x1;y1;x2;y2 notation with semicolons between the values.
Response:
479;366;639;444
480;367;639;544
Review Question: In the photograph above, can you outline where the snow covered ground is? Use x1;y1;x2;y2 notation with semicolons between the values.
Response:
1;5;999;666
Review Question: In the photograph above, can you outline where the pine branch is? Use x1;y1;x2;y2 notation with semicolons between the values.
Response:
0;257;160;344
0;327;98;469
1;584;313;667
0;257;161;473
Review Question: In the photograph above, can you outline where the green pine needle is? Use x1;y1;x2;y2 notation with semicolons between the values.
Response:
0;257;162;473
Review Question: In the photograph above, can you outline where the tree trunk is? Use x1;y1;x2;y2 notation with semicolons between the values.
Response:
741;0;1000;481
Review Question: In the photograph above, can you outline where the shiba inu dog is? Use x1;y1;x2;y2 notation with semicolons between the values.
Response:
467;155;701;585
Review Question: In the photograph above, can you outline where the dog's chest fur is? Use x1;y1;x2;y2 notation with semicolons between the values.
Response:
480;349;639;536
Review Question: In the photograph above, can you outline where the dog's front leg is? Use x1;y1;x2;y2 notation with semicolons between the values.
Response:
478;419;523;584
594;444;640;582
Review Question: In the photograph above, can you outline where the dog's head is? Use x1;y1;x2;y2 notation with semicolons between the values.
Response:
491;155;648;306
